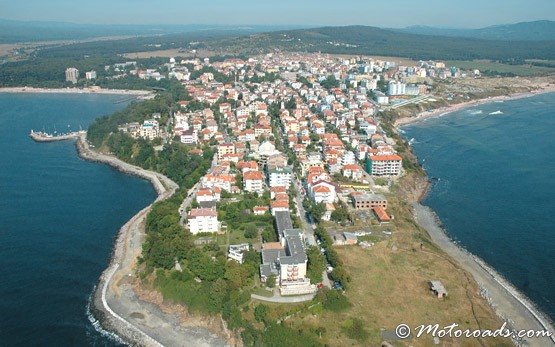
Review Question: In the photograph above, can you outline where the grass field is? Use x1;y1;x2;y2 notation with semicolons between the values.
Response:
447;59;555;76
283;174;512;346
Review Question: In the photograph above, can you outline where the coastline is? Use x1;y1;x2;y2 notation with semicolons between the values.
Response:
395;84;555;127
74;134;229;347
0;86;154;96
399;95;555;345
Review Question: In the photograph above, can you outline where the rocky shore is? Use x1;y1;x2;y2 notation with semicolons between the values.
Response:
75;134;229;347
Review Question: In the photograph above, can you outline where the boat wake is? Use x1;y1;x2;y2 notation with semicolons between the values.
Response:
489;110;504;115
468;109;483;115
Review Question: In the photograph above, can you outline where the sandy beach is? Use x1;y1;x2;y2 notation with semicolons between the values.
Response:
395;84;555;127
0;86;154;96
75;134;229;347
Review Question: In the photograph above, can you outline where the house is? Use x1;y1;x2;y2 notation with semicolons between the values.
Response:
372;206;391;223
309;181;337;204
228;243;250;264
180;129;198;144
270;200;289;215
342;164;365;182
253;206;269;215
243;170;265;194
217;143;235;161
187;208;219;234
429;280;448;298
196;188;221;203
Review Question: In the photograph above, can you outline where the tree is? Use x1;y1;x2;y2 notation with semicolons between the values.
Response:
343;318;368;341
319;288;351;312
266;274;276;288
254;304;269;324
244;224;258;239
306;246;326;283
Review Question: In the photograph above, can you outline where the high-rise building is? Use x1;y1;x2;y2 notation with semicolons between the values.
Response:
65;68;79;84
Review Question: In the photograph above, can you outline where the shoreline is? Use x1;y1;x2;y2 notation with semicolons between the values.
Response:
399;94;555;345
0;86;154;96
395;84;555;127
74;134;229;347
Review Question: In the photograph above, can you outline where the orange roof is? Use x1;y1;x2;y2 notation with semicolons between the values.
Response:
271;200;289;209
189;208;217;218
373;207;390;222
253;206;269;212
313;185;331;193
370;154;402;162
270;186;287;192
343;164;362;171
243;170;264;180
274;193;289;201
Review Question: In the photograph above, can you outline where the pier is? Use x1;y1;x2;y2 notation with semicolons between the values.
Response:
29;130;86;142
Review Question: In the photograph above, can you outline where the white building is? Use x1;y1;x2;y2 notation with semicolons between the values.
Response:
388;81;406;96
187;208;219;234
85;70;97;80
180;129;198;144
366;154;403;176
228;243;250;264
65;68;79;84
243;170;265;194
139;119;160;140
268;166;293;188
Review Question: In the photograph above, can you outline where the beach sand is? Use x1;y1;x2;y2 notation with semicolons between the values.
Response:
395;84;555;127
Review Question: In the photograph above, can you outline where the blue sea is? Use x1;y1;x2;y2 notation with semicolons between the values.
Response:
403;92;555;322
0;93;156;346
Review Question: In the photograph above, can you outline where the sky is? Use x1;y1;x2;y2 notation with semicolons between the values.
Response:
1;0;554;28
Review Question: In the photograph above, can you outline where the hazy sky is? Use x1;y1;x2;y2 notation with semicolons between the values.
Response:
1;0;554;28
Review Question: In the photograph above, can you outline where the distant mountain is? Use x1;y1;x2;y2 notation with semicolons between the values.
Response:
398;20;555;41
206;25;555;60
0;18;309;44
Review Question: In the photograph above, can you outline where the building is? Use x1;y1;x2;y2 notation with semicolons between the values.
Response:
217;143;235;161
228;243;250;264
85;70;97;80
243;170;264;194
268;166;293;188
187;208;219;234
352;193;387;210
138;119;160;140
365;154;402;176
180;129;198;144
429;280;448;298
65;68;79;84
388;81;406;96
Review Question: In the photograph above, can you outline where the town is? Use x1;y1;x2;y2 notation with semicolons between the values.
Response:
79;52;467;300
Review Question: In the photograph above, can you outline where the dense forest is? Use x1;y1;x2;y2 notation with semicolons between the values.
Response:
210;26;555;61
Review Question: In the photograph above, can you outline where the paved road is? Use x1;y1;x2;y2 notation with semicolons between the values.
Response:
292;176;317;246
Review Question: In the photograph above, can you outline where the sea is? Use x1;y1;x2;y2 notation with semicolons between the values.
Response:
403;92;555;322
0;93;156;346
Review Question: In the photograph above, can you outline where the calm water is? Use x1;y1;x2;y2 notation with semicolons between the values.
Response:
0;93;156;346
403;93;555;321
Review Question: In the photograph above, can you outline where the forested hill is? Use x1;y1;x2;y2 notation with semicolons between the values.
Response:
207;25;555;61
398;20;555;42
